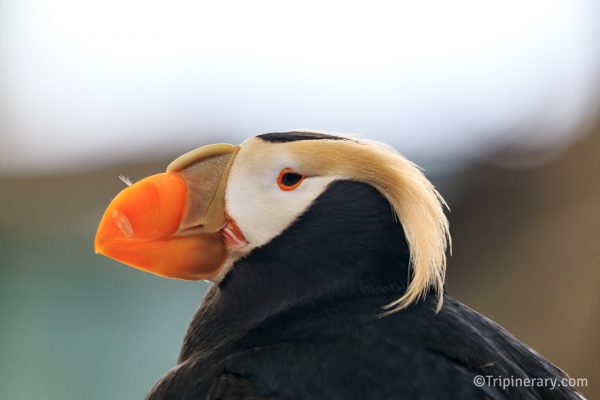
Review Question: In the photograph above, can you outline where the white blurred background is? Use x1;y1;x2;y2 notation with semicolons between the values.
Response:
1;2;599;400
1;0;599;174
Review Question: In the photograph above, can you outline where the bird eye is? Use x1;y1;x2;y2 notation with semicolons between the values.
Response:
277;168;305;191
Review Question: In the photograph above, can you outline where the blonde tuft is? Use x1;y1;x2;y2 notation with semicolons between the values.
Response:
288;135;451;313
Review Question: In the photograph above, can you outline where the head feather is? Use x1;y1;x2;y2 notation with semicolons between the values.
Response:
286;134;451;312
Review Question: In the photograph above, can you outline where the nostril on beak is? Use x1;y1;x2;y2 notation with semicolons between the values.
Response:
178;224;206;236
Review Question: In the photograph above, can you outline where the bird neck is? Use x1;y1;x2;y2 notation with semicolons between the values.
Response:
178;180;412;362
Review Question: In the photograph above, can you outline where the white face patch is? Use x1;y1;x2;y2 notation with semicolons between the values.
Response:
225;138;336;252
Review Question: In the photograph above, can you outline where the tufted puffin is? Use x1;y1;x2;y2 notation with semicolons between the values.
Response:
94;131;584;399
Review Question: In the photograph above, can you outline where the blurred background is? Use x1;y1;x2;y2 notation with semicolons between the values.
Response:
1;1;599;398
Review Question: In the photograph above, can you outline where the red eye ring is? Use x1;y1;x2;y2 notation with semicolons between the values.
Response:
277;168;305;191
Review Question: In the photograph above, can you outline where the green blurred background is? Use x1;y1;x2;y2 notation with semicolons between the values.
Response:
1;1;599;399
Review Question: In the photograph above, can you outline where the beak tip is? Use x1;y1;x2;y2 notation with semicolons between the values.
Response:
93;236;105;255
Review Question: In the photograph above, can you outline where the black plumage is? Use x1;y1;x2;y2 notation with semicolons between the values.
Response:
147;181;580;400
258;131;349;143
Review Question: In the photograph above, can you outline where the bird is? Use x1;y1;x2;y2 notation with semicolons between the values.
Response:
94;131;584;400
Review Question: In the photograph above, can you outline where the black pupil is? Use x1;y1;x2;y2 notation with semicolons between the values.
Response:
281;172;302;187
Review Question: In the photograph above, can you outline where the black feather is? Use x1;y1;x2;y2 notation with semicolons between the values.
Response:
147;181;581;400
258;131;348;143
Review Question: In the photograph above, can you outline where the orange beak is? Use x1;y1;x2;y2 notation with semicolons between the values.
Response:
94;144;238;280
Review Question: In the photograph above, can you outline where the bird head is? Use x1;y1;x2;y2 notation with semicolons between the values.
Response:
94;131;450;312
